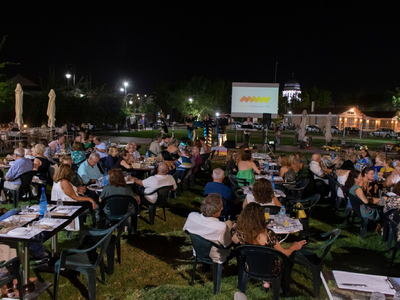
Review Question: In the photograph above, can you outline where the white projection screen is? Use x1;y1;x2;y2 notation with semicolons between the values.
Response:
231;82;279;118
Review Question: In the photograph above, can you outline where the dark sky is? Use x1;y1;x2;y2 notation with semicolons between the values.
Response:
1;1;400;99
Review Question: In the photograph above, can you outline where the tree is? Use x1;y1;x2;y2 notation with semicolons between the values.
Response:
301;86;332;107
0;36;18;106
392;87;400;121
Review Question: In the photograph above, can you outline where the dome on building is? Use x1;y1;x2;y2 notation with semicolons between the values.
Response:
283;79;301;91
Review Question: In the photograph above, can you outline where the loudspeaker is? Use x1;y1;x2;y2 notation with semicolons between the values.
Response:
263;113;272;127
223;140;236;148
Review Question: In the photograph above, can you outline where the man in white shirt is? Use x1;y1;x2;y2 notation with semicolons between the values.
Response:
309;154;331;184
93;137;108;170
183;194;233;263
149;135;162;156
160;135;171;149
133;162;177;203
48;134;66;155
242;116;253;146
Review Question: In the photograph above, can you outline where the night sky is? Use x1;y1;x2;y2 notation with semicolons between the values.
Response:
1;2;400;100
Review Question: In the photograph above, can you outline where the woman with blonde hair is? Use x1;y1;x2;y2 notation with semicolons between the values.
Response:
125;142;140;162
32;143;51;181
279;155;296;182
106;146;119;170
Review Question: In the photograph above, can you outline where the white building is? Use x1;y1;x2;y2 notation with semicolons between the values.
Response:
282;79;301;103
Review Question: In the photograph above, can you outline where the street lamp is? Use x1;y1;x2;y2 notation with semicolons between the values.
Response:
124;82;128;96
129;100;133;105
189;98;193;103
65;64;76;91
216;112;220;117
120;88;124;92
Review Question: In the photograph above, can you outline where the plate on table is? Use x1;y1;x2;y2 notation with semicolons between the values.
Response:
7;228;29;236
54;209;70;214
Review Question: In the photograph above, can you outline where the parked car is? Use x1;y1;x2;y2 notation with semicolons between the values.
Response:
331;126;340;134
369;128;396;138
344;127;360;135
306;125;322;133
252;122;263;130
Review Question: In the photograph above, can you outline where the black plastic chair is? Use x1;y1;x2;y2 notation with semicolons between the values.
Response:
285;178;310;202
327;175;347;209
386;214;400;267
235;245;292;299
263;205;282;215
347;193;383;239
140;185;173;225
53;224;117;300
0;257;23;300
3;170;35;208
188;232;225;295
228;175;246;200
171;170;183;197
294;229;341;298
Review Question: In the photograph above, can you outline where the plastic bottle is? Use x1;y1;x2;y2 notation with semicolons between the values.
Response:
146;149;149;158
39;187;48;217
331;152;335;161
103;168;109;186
374;169;378;181
271;174;275;189
56;143;60;154
280;205;286;215
264;159;269;173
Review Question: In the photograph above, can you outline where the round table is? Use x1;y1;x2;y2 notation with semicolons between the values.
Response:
267;215;303;243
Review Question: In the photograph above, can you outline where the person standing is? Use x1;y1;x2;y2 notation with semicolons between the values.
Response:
186;113;195;140
275;126;281;150
217;112;228;146
242;116;253;147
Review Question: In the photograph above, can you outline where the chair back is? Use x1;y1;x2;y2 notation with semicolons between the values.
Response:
228;174;242;192
327;175;339;200
317;228;341;262
90;224;118;268
19;170;36;191
209;150;216;161
236;178;250;186
263;205;281;215
188;232;219;265
347;193;363;219
100;195;138;220
235;245;288;280
150;185;173;205
289;178;309;200
225;162;234;175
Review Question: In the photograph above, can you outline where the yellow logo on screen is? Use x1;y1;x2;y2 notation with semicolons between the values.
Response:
239;96;271;103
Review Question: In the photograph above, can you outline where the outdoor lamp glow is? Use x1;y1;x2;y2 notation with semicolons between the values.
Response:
65;73;72;79
189;98;193;103
129;100;133;104
216;112;220;117
124;82;128;87
120;88;124;92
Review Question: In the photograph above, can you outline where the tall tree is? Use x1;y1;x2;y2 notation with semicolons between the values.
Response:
301;86;332;107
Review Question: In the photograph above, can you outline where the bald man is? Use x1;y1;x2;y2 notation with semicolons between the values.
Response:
133;162;177;203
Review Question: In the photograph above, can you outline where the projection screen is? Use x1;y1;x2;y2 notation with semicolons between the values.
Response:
231;82;279;118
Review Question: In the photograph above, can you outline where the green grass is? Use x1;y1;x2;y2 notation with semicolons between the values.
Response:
1;152;398;299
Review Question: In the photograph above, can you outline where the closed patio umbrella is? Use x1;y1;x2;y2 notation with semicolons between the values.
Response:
325;112;332;143
15;83;23;129
299;110;307;141
47;89;56;128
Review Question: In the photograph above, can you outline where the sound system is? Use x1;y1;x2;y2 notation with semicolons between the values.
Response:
262;113;272;127
223;140;236;149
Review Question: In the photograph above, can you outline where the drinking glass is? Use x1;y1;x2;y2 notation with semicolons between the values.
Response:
21;205;28;214
264;207;270;220
370;292;385;300
32;221;39;231
44;211;51;219
57;199;63;208
12;215;21;227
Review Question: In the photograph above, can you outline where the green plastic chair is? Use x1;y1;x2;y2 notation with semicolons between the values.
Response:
140;185;172;225
294;228;341;298
53;224;118;300
187;232;225;295
0;257;23;300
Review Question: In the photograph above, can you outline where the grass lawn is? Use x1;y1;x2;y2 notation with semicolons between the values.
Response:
0;155;398;299
107;129;397;151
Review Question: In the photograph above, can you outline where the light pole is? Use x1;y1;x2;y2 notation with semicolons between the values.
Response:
65;64;76;92
124;82;128;96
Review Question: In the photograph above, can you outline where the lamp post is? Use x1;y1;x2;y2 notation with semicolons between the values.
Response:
65;64;76;92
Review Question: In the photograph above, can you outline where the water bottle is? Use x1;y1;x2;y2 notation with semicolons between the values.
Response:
264;159;269;173
280;205;286;215
374;169;378;181
103;168;109;186
271;174;275;189
331;152;335;161
146;149;149;158
39;187;48;217
56;143;60;154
